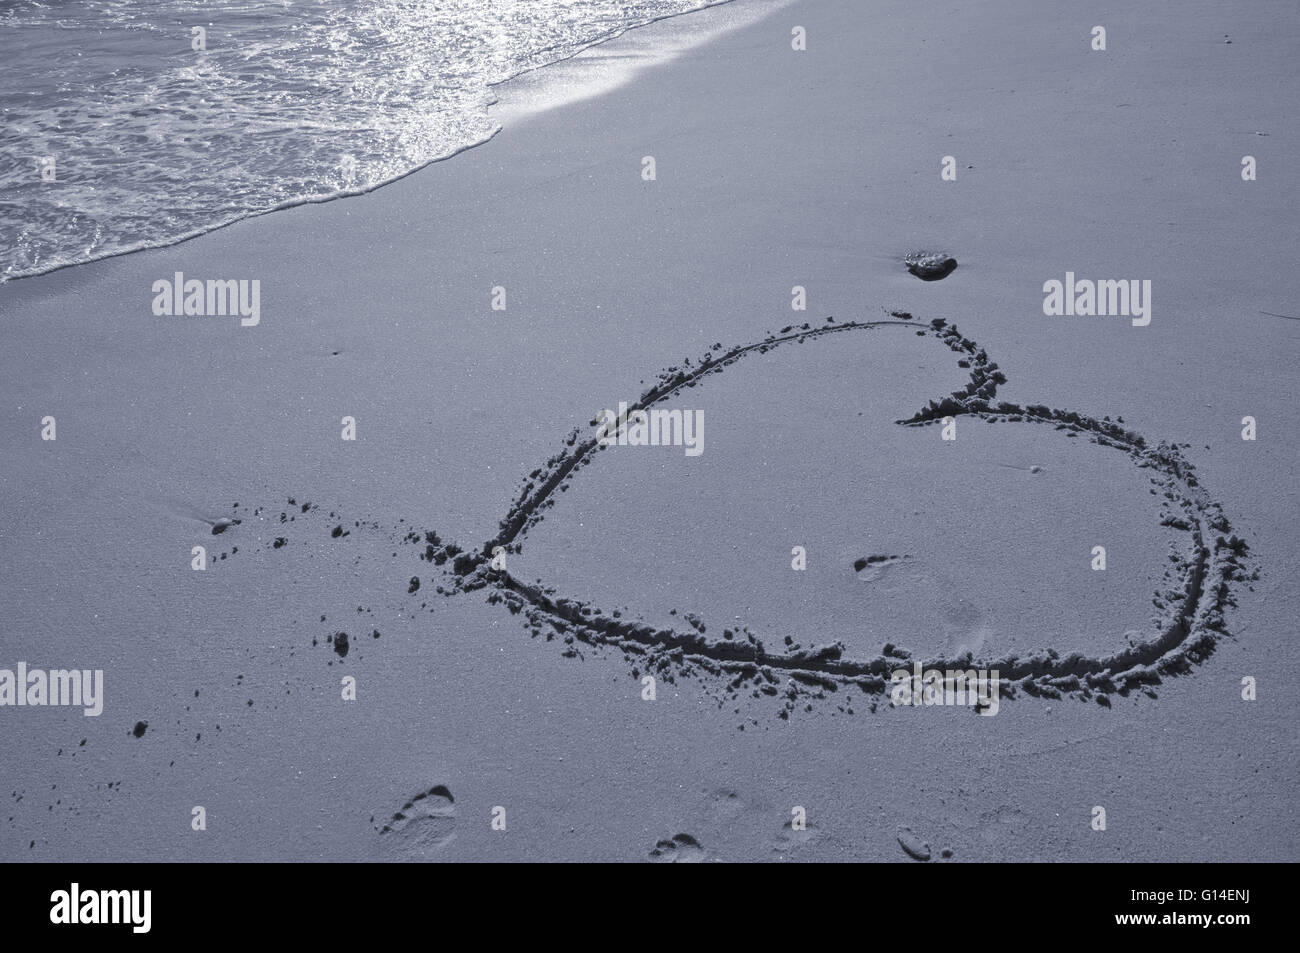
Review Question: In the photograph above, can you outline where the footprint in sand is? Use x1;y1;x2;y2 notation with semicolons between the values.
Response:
648;833;707;863
897;825;932;861
771;818;820;857
977;804;1028;851
375;785;456;858
938;599;995;658
857;556;993;657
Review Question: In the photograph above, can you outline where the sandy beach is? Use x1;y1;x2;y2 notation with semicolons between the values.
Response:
1;0;1297;862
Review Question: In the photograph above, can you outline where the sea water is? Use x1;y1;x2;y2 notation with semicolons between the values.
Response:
0;0;721;281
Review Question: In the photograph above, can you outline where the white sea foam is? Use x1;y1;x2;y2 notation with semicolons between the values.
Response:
0;0;728;282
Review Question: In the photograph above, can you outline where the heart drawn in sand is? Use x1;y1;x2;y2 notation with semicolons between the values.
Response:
419;313;1252;712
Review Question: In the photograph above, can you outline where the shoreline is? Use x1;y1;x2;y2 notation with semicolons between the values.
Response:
0;0;778;288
